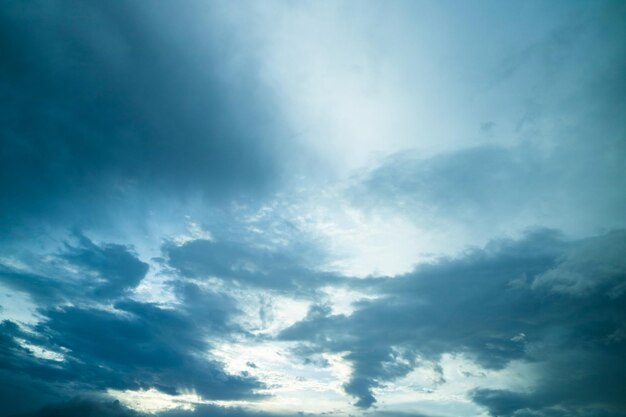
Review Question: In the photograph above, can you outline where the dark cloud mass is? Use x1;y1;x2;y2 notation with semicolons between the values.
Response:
279;230;626;414
37;301;260;398
11;397;142;417
165;237;341;293
1;1;625;417
0;233;263;416
0;233;148;303
61;233;149;299
0;294;263;415
0;0;292;233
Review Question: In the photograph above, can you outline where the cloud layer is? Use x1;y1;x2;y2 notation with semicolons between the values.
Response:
1;1;625;417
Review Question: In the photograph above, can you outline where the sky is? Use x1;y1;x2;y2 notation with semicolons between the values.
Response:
1;1;625;417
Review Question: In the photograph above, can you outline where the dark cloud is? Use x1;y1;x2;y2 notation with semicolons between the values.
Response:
61;233;149;300
0;264;70;305
0;297;262;414
0;234;263;415
165;238;340;292
0;369;66;417
0;0;294;233
279;230;626;413
34;300;261;399
532;230;626;297
0;233;147;304
5;228;623;416
0;320;70;416
470;389;535;417
470;387;626;417
10;397;141;417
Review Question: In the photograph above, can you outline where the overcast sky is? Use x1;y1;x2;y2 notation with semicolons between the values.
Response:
1;1;625;417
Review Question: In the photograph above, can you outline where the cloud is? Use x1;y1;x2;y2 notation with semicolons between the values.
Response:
469;389;534;417
532;230;626;297
165;238;340;292
0;233;147;304
470;386;626;417
10;397;141;417
0;297;262;414
60;233;149;300
279;229;626;414
9;396;441;417
0;232;265;416
1;2;625;417
351;140;626;247
35;301;261;399
340;2;626;252
0;0;296;232
5;226;623;416
0;321;70;416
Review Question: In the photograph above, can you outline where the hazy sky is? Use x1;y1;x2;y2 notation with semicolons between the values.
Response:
1;1;625;417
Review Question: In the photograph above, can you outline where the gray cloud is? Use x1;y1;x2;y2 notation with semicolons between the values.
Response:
0;298;262;414
36;300;261;399
0;233;264;416
348;1;626;244
0;233;148;304
6;228;623;416
9;397;141;417
61;233;149;300
279;230;626;414
1;1;625;417
165;238;341;293
352;140;626;242
532;231;626;297
0;0;296;233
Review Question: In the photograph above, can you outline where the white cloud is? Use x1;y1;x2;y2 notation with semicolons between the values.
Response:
211;341;354;414
16;339;65;362
108;388;200;413
374;353;540;417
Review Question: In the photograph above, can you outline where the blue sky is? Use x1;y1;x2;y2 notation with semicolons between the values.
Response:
1;1;625;417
